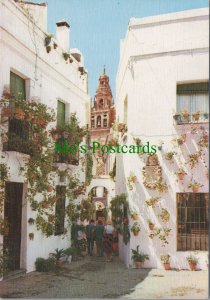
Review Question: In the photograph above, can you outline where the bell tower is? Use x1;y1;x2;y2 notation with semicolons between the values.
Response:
90;67;115;144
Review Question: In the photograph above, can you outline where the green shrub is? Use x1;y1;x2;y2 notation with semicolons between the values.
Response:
35;257;56;272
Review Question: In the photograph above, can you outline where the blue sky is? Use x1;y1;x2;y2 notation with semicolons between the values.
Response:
32;0;208;101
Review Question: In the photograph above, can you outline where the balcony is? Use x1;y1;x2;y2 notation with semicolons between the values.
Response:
173;113;209;125
53;136;79;165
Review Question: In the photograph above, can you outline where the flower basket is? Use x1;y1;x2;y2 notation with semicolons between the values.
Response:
188;261;197;271
177;169;186;180
192;112;200;121
149;223;155;230
135;261;144;269
163;262;171;270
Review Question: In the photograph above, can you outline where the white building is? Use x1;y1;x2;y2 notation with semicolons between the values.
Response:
0;0;90;275
115;8;209;270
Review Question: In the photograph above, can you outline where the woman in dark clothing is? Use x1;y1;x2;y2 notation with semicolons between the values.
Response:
103;219;115;262
95;219;104;257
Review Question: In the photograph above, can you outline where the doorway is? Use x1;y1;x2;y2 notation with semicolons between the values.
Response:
3;182;23;271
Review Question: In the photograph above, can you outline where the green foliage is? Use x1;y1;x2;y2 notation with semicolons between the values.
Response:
109;158;116;180
35;257;56;272
50;248;65;261
131;246;149;262
85;151;93;185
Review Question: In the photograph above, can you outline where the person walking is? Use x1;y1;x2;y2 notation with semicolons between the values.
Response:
86;219;95;256
95;219;104;257
103;219;115;262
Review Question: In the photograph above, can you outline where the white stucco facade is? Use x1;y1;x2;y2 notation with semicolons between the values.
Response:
115;8;209;270
0;0;90;274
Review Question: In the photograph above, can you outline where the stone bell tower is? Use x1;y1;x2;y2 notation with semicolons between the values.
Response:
90;67;115;144
90;67;115;175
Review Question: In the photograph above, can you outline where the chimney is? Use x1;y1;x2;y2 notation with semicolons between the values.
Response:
56;20;70;51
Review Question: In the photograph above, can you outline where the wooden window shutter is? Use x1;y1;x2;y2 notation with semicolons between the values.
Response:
10;72;26;100
57;100;65;127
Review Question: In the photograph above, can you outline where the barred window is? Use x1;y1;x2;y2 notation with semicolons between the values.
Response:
177;193;209;251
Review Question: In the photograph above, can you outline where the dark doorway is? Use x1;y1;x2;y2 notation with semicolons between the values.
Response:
3;182;23;271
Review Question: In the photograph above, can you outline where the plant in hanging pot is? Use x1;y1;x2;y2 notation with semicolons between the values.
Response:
131;222;141;236
63;52;70;61
14;107;25;120
176;168;186;180
160;254;171;270
46;45;51;53
186;254;198;271
147;219;155;230
145;196;160;208
131;246;149;269
28;218;35;225
29;233;34;240
192;111;200;121
188;181;203;193
130;211;139;221
164;151;175;161
177;134;186;145
53;42;58;49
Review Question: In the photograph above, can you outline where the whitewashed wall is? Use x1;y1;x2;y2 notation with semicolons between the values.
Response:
0;0;90;273
115;8;209;270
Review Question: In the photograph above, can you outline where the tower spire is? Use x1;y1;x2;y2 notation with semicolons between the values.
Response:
103;65;106;74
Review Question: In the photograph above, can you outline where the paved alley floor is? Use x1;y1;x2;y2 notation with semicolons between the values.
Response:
0;255;208;299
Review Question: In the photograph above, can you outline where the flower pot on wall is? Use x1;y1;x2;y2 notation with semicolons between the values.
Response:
192;113;200;121
189;262;197;271
149;224;155;230
15;108;25;120
163;263;171;270
192;187;199;193
135;261;143;269
133;231;139;237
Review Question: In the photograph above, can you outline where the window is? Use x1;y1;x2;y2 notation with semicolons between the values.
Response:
10;72;26;100
103;119;107;127
57;100;65;127
177;193;208;251
55;186;66;235
3;73;30;154
176;82;209;123
97;115;101;127
91;119;95;128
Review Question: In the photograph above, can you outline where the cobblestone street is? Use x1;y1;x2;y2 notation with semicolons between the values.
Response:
0;255;208;299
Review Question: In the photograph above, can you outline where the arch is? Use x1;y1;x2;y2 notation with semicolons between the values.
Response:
97;115;101;127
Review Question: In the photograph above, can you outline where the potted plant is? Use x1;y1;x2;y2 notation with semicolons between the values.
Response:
14;107;25;120
63;247;78;262
50;248;66;266
145;196;160;207
131;246;149;269
53;42;58;49
130;211;139;221
186;254;198;271
29;233;34;240
147;219;155;230
177;134;186;145
164;151;175;160
176;168;186;180
131;222;141;236
160;254;171;270
148;233;154;239
159;208;170;223
188;181;203;193
63;52;70;61
192;111;200;121
181;109;190;122
46;45;51;53
28;218;35;225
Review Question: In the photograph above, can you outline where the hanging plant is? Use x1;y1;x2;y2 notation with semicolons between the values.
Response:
159;208;170;223
131;222;141;236
188;181;203;193
164;151;175;161
63;52;70;61
198;134;208;148
187;151;201;169
176;134;186;145
158;227;171;246
176;168;186;180
130;211;139;220
181;109;190;122
29;233;34;240
53;42;58;49
155;181;168;193
145;196;160;208
85;151;93;186
28;218;35;225
147;219;155;230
